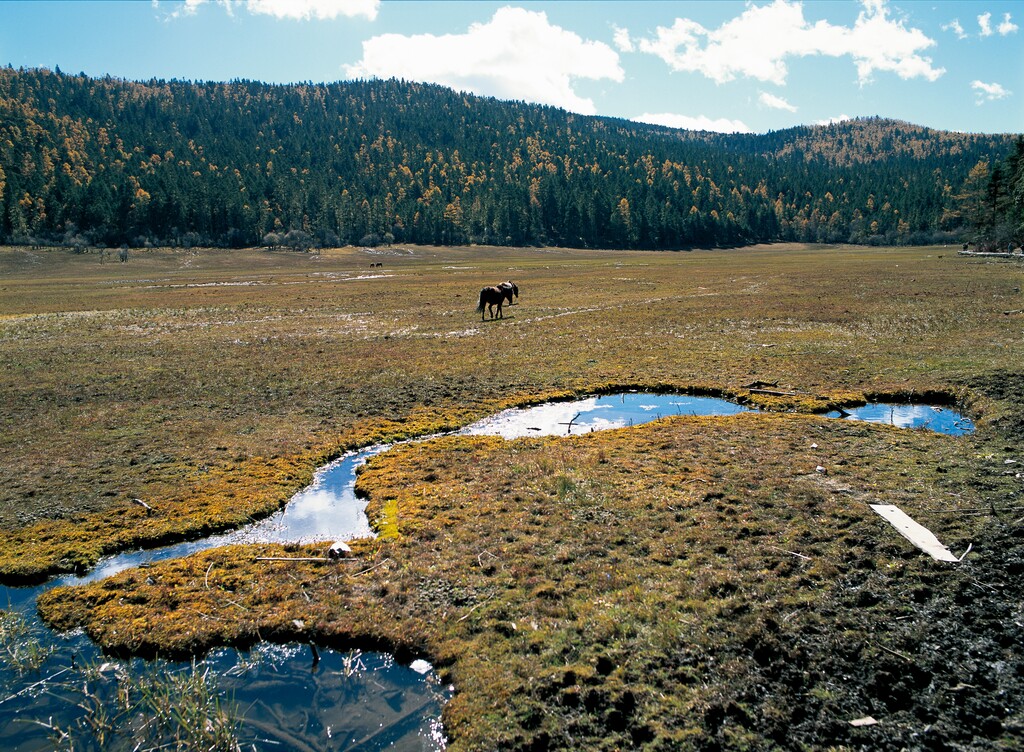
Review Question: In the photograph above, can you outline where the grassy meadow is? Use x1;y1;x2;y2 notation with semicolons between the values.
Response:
3;243;1024;749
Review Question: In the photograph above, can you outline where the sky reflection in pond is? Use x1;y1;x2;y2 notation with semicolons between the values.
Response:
827;403;974;436
461;393;752;438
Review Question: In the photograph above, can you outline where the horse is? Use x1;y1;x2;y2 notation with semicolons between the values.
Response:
498;280;518;305
477;286;506;320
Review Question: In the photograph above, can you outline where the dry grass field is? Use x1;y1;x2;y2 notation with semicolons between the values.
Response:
3;243;1024;749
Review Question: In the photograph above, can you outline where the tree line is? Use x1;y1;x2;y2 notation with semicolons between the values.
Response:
0;67;1017;251
947;136;1024;250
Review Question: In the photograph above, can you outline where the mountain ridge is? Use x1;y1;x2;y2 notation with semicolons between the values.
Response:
0;67;1015;249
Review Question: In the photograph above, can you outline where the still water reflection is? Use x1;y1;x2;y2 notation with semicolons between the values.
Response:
827;402;974;435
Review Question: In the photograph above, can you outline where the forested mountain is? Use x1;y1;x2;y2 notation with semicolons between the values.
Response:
0;66;1017;250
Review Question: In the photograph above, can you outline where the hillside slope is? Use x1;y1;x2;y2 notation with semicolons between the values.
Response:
0;67;1013;249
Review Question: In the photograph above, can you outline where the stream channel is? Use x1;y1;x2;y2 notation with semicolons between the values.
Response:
0;393;974;750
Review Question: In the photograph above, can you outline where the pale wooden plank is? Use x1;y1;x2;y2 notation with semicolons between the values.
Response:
869;504;960;562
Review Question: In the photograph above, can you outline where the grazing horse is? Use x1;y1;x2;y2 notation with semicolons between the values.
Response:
477;286;506;320
498;280;519;305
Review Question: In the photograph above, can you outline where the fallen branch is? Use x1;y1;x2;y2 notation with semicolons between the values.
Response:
940;505;1024;513
352;557;393;577
457;595;495;622
243;715;321;752
771;546;812;561
477;550;499;567
344;696;436;751
558;412;582;435
255;556;361;563
0;667;70;706
878;644;913;662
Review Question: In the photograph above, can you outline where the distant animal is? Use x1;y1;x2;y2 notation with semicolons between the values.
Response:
118;247;129;263
477;286;506;320
497;280;519;305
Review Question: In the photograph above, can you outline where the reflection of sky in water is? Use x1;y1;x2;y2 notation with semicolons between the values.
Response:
0;618;449;752
462;393;752;438
0;442;442;752
826;404;974;436
256;452;378;541
50;448;385;587
461;397;601;437
223;447;381;543
207;643;451;750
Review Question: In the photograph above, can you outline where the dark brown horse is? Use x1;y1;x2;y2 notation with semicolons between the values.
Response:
498;280;519;305
477;286;506;320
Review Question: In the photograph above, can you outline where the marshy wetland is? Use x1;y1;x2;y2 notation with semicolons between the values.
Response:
1;243;1023;750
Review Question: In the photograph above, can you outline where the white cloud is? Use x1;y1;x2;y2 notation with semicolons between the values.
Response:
344;7;624;115
161;0;378;21
978;12;994;36
945;11;1015;38
633;112;752;133
847;0;944;83
159;0;207;19
972;80;1011;103
246;0;378;21
612;25;634;52
759;91;797;112
814;114;853;125
942;19;967;39
635;0;943;86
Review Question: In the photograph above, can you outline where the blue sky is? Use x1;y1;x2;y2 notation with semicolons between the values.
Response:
1;0;1020;134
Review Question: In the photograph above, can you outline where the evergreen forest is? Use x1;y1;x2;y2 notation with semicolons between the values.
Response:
1;66;1020;251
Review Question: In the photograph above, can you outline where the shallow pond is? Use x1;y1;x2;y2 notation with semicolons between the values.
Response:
0;393;974;749
0;631;447;751
826;402;974;436
460;392;752;438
